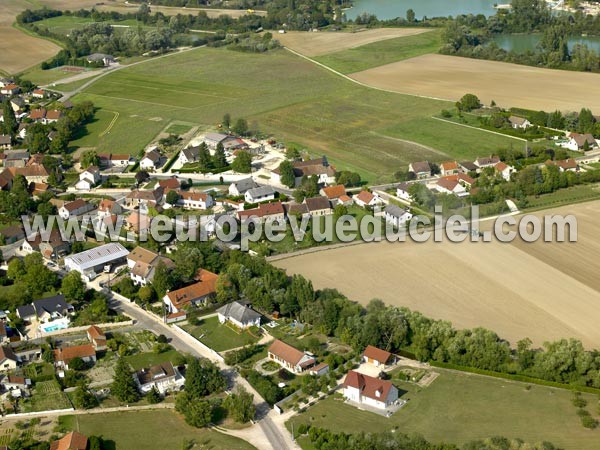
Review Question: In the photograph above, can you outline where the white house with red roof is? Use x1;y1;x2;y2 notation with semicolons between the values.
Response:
343;370;398;410
353;190;381;208
362;345;394;367
268;339;316;373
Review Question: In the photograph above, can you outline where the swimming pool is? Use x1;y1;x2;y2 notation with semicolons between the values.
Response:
40;319;69;333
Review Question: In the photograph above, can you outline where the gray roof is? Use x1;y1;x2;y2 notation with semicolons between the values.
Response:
204;133;229;144
64;243;129;272
304;196;331;212
459;161;478;171
384;204;409;218
410;161;431;174
232;177;259;193
87;53;114;62
4;150;28;160
246;185;275;199
32;294;73;316
182;146;199;161
16;304;35;319
0;135;11;145
217;301;261;325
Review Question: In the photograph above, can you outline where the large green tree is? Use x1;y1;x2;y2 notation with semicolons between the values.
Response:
231;151;252;174
111;357;139;403
278;160;296;188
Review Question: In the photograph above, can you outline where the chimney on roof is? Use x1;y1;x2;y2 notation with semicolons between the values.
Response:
322;155;329;167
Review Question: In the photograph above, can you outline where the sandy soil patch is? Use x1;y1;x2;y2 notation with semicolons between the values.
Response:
350;53;600;111
276;28;432;57
274;201;600;348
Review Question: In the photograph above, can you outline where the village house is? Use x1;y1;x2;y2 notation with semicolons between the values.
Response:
238;201;286;224
53;344;97;370
16;295;74;325
178;191;214;210
0;135;11;151
309;363;330;376
140;150;162;171
2;150;29;168
435;177;468;196
343;370;399;410
58;199;95;220
203;132;232;150
440;161;460;177
0;346;18;372
97;198;123;218
408;161;431;179
8;165;50;183
163;269;218;314
561;132;597;151
245;185;276;204
284;202;310;218
223;137;249;153
546;158;578;172
21;229;70;260
474;156;501;170
2;375;32;393
87;53;115;66
508;115;531;129
135;361;185;394
304;196;332;216
126;187;163;210
217;301;261;329
229;177;259;196
384;204;412;229
353;190;381;208
396;182;412;202
75;166;101;190
363;345;394;367
494;161;515;181
50;431;88;450
319;184;346;205
87;325;107;351
126;212;152;235
459;161;478;173
268;339;317;373
0;84;19;95
158;176;181;191
108;154;133;167
11;97;26;114
127;246;174;286
45;109;63;124
272;156;336;187
179;146;199;165
32;89;46;99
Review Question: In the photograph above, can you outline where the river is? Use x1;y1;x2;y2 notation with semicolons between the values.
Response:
345;0;500;20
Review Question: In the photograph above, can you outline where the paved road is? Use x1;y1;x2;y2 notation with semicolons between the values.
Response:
103;289;296;450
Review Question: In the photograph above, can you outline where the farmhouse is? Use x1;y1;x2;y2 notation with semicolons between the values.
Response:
2;150;29;168
87;325;107;351
50;431;88;450
203;132;231;149
163;269;218;313
343;370;398;410
304;196;332;216
363;345;394;367
127;246;174;286
408;161;431;179
384;204;412;228
508;116;531;129
58;199;95;219
178;191;214;210
223;137;249;153
135;361;184;394
7;165;50;183
64;243;129;278
229;177;259;196
216;301;261;329
53;344;97;370
245;185;276;203
268;339;316;373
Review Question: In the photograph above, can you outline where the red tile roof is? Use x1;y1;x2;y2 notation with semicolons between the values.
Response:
321;185;346;199
363;345;392;364
355;190;374;205
268;339;306;366
50;431;88;450
343;370;394;402
165;270;218;309
53;344;96;363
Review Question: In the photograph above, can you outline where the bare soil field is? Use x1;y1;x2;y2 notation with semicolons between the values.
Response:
274;201;600;348
350;53;600;111
276;28;432;57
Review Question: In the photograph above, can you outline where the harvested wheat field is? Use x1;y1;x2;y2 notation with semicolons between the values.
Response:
276;28;432;57
351;53;600;111
274;201;600;348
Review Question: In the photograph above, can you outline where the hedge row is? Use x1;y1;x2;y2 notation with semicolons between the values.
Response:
162;151;180;173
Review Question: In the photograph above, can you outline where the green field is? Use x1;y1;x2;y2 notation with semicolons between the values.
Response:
183;316;259;352
287;370;600;449
314;30;442;74
59;410;257;450
72;46;518;182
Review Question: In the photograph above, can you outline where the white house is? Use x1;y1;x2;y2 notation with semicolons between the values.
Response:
75;166;101;191
508;116;531;129
384;204;412;228
396;182;412;202
108;154;133;167
163;269;218;314
0;346;18;372
435;178;468;196
244;185;276;203
135;362;185;394
343;370;398;410
408;161;431;179
179;146;199;165
127;246;174;286
58;199;95;219
216;301;261;329
494;162;515;181
560;133;598;151
267;339;316;373
229;178;259;196
178;191;214;210
353;190;381;208
362;345;394;367
140;150;161;171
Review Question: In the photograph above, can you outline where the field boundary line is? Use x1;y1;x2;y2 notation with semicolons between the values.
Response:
283;46;452;103
99;110;119;137
431;116;529;143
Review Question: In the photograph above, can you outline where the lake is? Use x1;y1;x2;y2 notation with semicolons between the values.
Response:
345;0;500;20
492;34;600;53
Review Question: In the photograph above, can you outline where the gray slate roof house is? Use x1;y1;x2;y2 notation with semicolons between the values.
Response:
17;295;74;321
229;177;259;196
216;301;261;329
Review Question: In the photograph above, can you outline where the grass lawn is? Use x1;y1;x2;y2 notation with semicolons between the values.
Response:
314;30;442;74
183;316;259;352
165;122;195;135
125;349;185;371
287;370;600;449
59;410;257;450
68;109;119;150
72;46;517;182
20;65;99;86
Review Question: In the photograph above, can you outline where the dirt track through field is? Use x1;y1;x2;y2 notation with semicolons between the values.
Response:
276;29;432;57
350;53;600;111
275;201;600;348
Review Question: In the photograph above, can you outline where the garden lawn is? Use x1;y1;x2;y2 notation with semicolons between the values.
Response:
124;349;184;371
24;380;72;412
314;30;442;74
59;410;257;450
287;370;600;449
73;46;518;182
183;316;258;352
